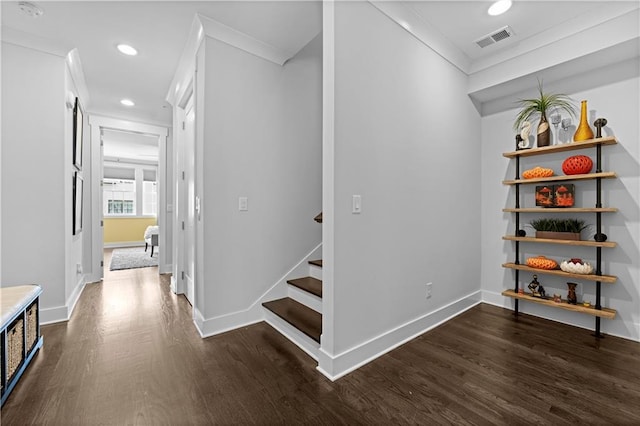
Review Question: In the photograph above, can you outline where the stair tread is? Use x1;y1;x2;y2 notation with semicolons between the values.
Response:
263;298;322;343
314;212;322;223
287;276;322;298
308;259;323;268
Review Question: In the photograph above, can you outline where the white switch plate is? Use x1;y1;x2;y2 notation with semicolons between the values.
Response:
352;195;362;214
239;197;248;211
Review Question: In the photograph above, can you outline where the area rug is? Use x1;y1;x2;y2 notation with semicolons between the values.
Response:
110;247;158;271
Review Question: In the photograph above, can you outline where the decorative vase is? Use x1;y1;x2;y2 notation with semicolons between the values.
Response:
573;100;594;142
537;113;550;147
566;282;578;305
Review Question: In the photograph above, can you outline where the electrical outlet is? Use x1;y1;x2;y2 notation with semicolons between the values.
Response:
426;282;432;299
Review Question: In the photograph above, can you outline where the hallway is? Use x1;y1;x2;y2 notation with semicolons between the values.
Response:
2;254;640;424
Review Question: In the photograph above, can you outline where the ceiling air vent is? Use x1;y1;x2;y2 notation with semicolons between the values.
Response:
474;25;514;48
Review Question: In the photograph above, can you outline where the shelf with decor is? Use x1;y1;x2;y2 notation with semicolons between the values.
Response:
502;236;617;248
503;207;617;213
503;171;616;185
503;136;617;158
502;128;618;337
502;263;617;283
501;290;616;319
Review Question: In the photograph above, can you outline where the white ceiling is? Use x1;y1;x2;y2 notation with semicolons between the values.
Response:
1;1;637;128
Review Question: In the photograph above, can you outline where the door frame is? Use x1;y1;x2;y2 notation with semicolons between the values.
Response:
173;82;195;305
88;115;169;283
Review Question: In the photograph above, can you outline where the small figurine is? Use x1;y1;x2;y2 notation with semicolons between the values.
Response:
518;121;531;149
538;285;546;298
553;293;562;303
528;274;540;296
567;282;578;305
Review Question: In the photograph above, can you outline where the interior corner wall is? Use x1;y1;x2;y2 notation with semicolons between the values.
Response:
1;42;67;321
197;34;322;323
480;74;640;341
328;1;482;364
64;60;87;311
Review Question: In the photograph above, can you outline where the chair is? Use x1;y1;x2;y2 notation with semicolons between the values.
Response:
144;226;159;257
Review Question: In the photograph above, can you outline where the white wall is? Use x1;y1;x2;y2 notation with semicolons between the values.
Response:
1;43;67;320
320;2;482;378
194;33;322;331
481;75;640;341
64;57;87;312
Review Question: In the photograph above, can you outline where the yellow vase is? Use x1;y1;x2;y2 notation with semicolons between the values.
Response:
573;100;594;142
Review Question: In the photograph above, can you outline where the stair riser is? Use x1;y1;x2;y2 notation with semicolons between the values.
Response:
288;286;322;314
263;310;320;360
309;264;323;280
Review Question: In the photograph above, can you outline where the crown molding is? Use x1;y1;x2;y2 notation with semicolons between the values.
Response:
66;48;90;110
166;12;296;106
1;27;72;57
369;1;471;74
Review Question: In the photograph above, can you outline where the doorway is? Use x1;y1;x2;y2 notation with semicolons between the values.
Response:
88;116;169;283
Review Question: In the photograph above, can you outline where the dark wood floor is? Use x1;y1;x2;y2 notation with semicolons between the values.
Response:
2;250;640;424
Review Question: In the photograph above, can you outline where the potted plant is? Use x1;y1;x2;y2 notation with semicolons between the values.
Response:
529;218;590;241
514;80;576;147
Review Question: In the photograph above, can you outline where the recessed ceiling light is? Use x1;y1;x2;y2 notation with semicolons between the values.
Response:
488;0;512;16
120;99;135;107
117;44;138;56
18;2;43;18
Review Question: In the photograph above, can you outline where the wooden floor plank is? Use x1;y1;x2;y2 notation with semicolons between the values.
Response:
2;248;640;425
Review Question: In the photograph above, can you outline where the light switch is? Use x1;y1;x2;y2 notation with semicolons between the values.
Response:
352;195;362;214
239;197;248;211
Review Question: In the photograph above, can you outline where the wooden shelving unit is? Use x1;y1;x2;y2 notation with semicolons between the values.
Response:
501;290;616;319
502;136;618;337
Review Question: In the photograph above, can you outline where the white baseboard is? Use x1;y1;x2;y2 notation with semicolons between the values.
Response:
40;275;88;325
193;306;264;338
317;291;482;381
160;263;172;275
194;243;322;338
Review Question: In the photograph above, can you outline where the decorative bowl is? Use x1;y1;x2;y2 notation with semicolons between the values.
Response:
560;260;594;275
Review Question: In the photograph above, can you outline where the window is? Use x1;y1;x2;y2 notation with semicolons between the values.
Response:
103;179;136;215
143;181;157;216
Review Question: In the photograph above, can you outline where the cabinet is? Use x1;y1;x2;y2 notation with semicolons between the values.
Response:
1;285;43;406
501;136;617;337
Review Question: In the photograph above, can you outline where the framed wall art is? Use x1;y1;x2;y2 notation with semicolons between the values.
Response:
73;172;83;235
73;97;83;170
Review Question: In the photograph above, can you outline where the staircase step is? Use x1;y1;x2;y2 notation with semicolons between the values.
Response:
287;277;322;298
262;298;322;343
309;259;323;268
314;212;323;223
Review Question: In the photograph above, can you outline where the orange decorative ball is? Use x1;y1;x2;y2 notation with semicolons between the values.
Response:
562;155;593;175
526;256;559;270
522;166;554;179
